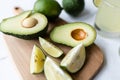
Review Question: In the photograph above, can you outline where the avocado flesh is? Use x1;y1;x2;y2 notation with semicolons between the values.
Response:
50;22;96;47
0;11;48;39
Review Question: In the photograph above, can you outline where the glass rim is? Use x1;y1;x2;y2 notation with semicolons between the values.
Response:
104;0;120;8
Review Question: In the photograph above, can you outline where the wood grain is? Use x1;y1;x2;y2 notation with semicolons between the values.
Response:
3;18;104;80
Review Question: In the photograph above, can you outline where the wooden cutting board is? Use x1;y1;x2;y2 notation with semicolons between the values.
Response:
3;18;104;80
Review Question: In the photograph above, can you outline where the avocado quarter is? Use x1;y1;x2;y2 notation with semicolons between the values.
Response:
0;11;48;39
50;22;96;47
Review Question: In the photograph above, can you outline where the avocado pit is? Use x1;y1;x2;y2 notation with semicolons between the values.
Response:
71;29;87;40
22;17;38;28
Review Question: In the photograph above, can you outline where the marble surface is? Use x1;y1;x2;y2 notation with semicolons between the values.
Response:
0;0;120;80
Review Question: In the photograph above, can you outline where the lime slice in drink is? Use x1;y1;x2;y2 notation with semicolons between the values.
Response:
93;0;102;7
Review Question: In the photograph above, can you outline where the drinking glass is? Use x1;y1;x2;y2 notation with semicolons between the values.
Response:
95;0;120;38
95;0;120;57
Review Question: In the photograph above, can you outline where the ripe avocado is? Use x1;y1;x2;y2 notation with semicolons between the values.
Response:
50;22;96;47
0;11;48;39
62;0;85;16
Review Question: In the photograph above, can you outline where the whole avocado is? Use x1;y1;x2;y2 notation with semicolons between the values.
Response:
62;0;85;16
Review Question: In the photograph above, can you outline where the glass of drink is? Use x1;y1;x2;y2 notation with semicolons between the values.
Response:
95;0;120;38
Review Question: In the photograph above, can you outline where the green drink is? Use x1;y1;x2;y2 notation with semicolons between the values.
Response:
95;0;120;38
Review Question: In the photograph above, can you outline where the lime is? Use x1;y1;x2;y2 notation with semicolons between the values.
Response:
62;0;85;16
30;44;45;74
33;0;62;20
39;37;63;58
44;57;73;80
60;43;86;73
93;0;102;7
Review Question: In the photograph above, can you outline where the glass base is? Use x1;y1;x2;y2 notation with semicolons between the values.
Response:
95;24;120;38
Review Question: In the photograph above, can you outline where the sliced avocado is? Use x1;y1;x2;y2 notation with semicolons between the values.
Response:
62;0;85;16
50;22;96;47
0;11;48;39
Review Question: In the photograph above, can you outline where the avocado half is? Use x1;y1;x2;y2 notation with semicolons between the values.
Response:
50;22;96;47
0;11;48;39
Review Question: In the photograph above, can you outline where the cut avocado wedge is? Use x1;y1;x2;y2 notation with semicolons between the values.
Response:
60;43;86;73
30;44;45;74
50;22;96;47
0;11;48;39
39;37;63;58
44;57;73;80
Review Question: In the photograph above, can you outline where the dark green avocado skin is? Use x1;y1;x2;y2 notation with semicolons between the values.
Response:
1;25;48;40
62;0;85;16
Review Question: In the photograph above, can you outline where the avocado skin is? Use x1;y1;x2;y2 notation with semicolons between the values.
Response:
62;0;85;16
2;25;48;40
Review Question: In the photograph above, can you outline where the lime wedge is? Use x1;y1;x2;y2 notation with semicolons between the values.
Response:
44;57;73;80
39;37;63;58
60;43;86;73
30;44;45;74
93;0;102;7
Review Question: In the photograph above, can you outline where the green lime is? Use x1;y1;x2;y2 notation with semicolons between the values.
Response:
33;0;62;20
93;0;102;7
62;0;85;16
